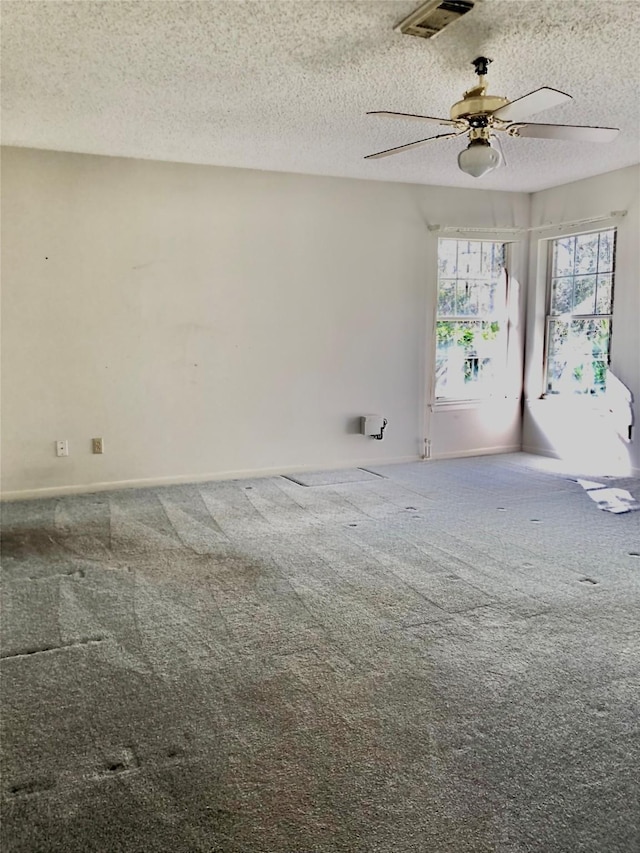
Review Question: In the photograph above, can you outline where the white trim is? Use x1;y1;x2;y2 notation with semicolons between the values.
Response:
528;210;626;235
540;225;617;397
432;399;486;411
431;444;521;461
428;225;524;241
0;455;421;502
432;395;517;411
423;225;439;450
521;445;561;460
428;211;626;239
430;238;518;407
526;395;612;410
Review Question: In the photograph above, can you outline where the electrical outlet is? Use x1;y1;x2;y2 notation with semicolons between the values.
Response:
92;437;104;454
56;440;69;457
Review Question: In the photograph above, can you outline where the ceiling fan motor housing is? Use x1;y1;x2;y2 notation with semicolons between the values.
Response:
450;56;508;124
450;92;509;122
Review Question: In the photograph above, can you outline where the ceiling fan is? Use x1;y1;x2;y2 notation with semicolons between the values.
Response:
365;57;619;177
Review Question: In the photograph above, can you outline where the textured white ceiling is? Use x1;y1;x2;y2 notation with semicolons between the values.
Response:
2;0;639;192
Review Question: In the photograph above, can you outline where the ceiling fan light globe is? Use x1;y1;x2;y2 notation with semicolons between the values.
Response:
458;140;501;177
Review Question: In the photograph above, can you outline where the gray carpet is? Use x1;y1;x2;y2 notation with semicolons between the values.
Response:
1;453;639;852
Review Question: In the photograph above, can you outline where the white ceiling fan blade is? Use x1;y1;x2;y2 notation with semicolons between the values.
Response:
511;123;619;142
493;87;572;122
364;132;460;160
367;111;458;127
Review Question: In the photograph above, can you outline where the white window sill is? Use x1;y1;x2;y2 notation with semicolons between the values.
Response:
527;395;609;412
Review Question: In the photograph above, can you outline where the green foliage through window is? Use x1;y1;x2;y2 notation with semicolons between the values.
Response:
435;240;507;399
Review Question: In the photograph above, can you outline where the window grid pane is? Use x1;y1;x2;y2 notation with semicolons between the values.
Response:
549;228;616;317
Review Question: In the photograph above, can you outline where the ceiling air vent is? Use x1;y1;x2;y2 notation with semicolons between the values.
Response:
394;0;475;39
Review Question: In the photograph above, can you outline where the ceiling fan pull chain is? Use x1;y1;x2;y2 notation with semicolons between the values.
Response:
493;132;507;167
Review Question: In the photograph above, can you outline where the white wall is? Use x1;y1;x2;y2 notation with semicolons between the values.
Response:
523;165;640;475
1;147;529;498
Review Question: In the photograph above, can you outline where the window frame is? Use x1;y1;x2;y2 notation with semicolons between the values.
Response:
433;237;512;404
542;227;617;398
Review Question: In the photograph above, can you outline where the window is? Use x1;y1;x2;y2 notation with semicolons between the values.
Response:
544;229;616;395
435;239;508;400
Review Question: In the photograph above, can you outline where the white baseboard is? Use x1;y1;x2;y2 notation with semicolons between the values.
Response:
430;444;522;461
521;445;561;460
0;455;421;502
